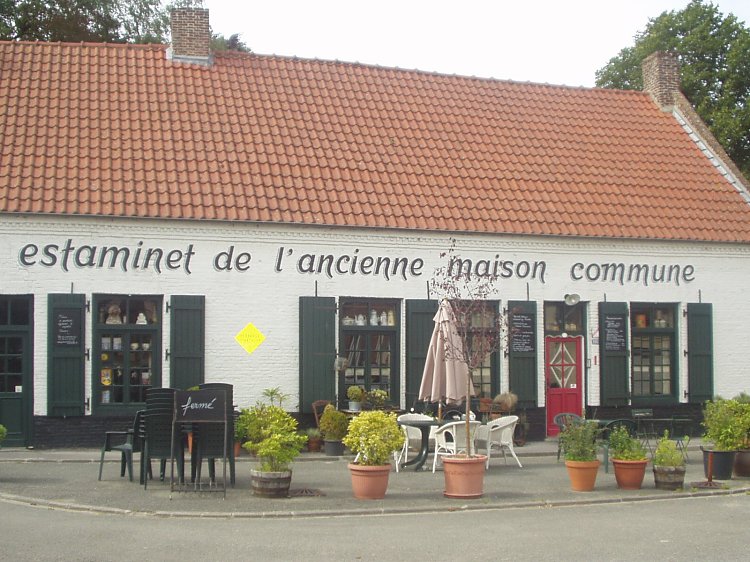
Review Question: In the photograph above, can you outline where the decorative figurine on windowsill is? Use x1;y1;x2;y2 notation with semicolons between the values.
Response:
105;303;122;324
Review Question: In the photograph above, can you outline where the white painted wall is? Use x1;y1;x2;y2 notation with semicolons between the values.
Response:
1;214;748;415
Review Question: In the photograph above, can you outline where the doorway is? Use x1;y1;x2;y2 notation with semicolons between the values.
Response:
545;336;583;436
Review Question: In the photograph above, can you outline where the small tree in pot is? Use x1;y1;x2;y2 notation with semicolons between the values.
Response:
319;404;349;455
560;420;601;491
343;410;404;499
608;425;648;489
702;398;745;479
424;238;505;498
238;388;307;497
652;430;686;490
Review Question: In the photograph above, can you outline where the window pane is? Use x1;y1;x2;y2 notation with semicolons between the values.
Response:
10;298;30;325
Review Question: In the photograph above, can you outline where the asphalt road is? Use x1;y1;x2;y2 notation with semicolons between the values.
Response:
2;493;748;561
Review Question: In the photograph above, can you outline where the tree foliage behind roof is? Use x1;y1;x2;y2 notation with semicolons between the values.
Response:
595;0;750;179
0;0;169;43
0;0;249;52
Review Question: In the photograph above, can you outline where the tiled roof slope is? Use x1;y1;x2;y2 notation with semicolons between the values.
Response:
1;41;750;243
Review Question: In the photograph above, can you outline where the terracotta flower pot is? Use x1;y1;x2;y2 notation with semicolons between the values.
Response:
612;459;648;490
442;455;487;499
565;459;600;491
348;463;391;499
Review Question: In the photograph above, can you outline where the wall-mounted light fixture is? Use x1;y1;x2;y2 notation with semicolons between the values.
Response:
563;293;581;306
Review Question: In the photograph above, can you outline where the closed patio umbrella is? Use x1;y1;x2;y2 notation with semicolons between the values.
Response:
419;299;474;405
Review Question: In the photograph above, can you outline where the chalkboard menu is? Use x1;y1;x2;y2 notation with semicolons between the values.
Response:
510;312;535;353
174;389;227;422
603;315;627;352
54;309;81;347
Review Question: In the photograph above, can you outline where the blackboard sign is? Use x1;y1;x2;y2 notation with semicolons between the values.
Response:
603;315;627;352
174;389;226;422
510;312;535;353
54;309;81;347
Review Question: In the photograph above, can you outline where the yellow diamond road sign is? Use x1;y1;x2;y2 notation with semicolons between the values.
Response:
235;323;266;355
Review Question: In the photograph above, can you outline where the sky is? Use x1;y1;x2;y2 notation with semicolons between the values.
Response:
202;0;750;88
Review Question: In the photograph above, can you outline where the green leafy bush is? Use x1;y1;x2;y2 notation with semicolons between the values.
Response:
319;405;349;440
238;403;306;472
652;430;685;467
343;410;404;466
346;385;365;402
608;425;647;461
0;424;7;444
365;389;388;409
560;420;599;462
702;398;747;451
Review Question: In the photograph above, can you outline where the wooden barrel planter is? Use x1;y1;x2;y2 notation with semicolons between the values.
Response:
250;469;292;497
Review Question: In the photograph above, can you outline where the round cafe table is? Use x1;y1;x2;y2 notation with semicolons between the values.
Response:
397;418;441;471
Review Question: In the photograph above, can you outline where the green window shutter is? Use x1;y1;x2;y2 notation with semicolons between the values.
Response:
299;296;336;414
599;302;629;406
507;300;537;408
47;294;86;416
405;299;439;409
169;295;205;390
687;303;713;403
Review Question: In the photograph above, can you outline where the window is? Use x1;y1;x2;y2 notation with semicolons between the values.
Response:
456;300;500;398
0;295;31;393
93;295;162;408
339;298;399;405
630;304;676;400
544;301;584;335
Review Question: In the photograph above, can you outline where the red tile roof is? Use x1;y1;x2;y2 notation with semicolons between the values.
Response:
2;40;750;243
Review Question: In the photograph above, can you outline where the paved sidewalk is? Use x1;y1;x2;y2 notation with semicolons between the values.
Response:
1;440;747;518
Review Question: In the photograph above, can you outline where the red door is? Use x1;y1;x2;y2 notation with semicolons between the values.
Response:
545;336;583;436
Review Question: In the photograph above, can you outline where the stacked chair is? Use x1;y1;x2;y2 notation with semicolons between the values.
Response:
193;383;235;487
142;387;185;488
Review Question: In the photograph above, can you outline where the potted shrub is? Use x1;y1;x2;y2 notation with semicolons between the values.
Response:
365;389;388;410
237;391;307;497
702;398;745;480
608;425;648;490
731;393;750;477
319;404;349;455
652;430;687;490
305;427;322;452
346;385;364;412
342;410;404;499
0;424;6;448
560;420;601;491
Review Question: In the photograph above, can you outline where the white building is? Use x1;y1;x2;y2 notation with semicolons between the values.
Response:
1;9;749;446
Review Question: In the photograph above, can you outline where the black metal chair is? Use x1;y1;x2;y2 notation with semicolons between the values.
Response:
142;408;185;488
98;410;148;482
195;383;235;486
142;388;186;488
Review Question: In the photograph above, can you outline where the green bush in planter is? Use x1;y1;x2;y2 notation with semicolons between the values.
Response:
342;410;404;466
346;385;365;402
319;405;349;441
238;404;307;472
0;424;7;445
609;425;647;461
702;398;747;451
653;431;685;467
559;420;599;461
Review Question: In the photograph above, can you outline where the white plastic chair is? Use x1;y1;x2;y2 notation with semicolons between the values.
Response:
394;413;436;472
476;415;523;469
432;420;482;473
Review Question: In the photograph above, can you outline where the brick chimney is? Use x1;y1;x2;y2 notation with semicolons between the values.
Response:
169;8;211;65
642;51;681;109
